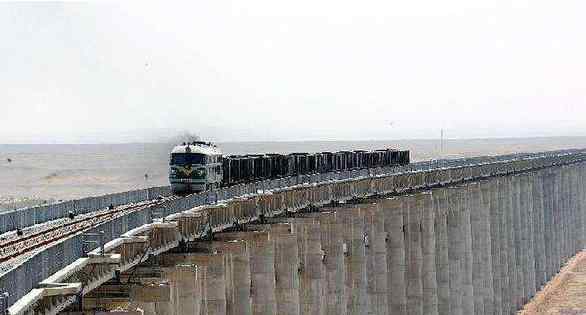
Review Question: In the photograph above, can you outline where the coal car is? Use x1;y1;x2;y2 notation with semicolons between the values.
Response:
170;142;410;193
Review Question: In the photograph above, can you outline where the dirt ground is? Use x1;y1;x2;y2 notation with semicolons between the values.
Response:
519;251;586;315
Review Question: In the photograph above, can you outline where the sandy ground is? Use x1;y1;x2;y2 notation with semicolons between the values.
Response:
520;251;586;315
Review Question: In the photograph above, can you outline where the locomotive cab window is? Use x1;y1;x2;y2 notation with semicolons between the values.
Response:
170;153;206;165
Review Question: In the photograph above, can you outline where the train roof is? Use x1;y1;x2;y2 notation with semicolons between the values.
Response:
171;143;222;156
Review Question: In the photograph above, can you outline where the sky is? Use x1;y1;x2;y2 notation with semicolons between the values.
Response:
1;1;586;143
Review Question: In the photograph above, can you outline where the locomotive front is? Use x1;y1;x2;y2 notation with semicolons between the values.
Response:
169;142;223;194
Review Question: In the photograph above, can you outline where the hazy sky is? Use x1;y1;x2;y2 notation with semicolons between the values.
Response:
1;1;586;143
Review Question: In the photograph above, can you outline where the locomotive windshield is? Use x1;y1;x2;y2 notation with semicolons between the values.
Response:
170;153;206;165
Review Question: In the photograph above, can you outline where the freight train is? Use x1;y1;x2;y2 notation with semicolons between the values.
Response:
169;141;410;194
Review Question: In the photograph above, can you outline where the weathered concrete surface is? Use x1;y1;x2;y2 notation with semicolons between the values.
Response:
26;156;586;315
382;197;407;315
433;188;450;315
220;231;277;315
469;182;485;315
532;171;547;295
363;203;389;315
479;180;494;315
340;207;368;314
289;217;326;315
420;192;438;315
447;186;464;315
271;224;301;315
318;211;346;315
214;240;252;315
405;194;424;315
164;254;227;315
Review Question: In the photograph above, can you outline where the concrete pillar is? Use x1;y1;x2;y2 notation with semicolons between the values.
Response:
487;178;502;315
363;203;389;315
571;165;577;252
578;163;586;249
522;174;537;302
532;171;547;291
364;205;378;315
217;231;277;315
510;175;524;310
155;294;174;314
152;270;175;315
339;206;368;315
576;163;586;250
565;167;572;259
520;174;531;305
479;180;494;315
248;232;277;315
571;165;578;252
576;164;585;251
564;167;572;256
542;170;555;280
131;279;176;315
432;188;450;315
221;240;253;315
382;197;407;315
564;167;570;254
160;253;227;315
540;169;549;281
468;182;484;315
405;194;424;315
288;217;326;315
201;255;227;315
571;167;580;253
558;167;565;264
196;239;253;315
560;167;568;262
503;177;517;314
420;192;438;315
553;169;562;273
172;264;203;315
461;185;474;315
569;166;576;253
447;187;464;315
271;224;301;315
568;166;574;255
555;167;563;273
497;177;512;314
319;211;346;315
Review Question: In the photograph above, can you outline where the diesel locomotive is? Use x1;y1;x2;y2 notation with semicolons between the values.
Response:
169;141;410;194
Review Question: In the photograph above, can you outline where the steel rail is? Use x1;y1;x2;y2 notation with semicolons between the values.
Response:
0;198;172;264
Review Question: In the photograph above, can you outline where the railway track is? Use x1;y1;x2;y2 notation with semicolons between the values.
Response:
0;197;172;265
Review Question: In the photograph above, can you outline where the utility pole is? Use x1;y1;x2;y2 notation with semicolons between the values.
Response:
440;129;444;157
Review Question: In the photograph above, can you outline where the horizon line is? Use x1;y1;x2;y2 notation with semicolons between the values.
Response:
1;135;586;146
